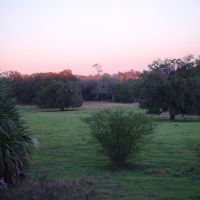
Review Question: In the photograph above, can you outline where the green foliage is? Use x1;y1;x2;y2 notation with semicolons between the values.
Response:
78;73;141;103
36;79;82;110
114;79;139;103
114;81;129;102
83;109;154;166
0;79;37;186
80;80;98;101
95;75;117;101
139;56;200;120
5;70;80;105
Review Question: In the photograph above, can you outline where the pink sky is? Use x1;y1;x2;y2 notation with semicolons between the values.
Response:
1;0;200;75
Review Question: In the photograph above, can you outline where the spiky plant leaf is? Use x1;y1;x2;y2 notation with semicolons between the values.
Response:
0;79;37;185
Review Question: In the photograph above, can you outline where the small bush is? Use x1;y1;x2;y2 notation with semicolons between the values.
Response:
83;109;154;166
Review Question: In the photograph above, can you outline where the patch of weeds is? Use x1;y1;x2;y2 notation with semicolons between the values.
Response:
0;174;124;200
0;176;96;200
182;166;200;179
145;167;165;176
143;191;158;198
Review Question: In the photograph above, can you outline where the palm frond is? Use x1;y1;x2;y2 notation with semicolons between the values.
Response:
0;79;37;185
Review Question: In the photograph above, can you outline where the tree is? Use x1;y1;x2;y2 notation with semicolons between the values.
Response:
95;75;117;101
139;56;200;120
114;81;128;103
4;70;78;105
92;63;103;75
36;79;82;110
176;56;200;115
79;80;98;101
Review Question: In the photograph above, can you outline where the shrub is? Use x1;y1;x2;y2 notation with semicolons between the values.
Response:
83;109;154;166
0;79;37;186
0;176;96;200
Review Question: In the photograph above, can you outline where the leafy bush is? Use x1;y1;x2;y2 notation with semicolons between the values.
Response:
0;79;37;186
0;176;96;200
83;109;154;166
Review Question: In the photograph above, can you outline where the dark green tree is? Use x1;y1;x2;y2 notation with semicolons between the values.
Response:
36;79;82;110
96;75;117;101
139;56;200;120
80;80;98;101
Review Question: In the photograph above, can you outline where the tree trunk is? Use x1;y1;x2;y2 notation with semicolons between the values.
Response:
170;113;175;121
60;107;64;111
112;95;115;102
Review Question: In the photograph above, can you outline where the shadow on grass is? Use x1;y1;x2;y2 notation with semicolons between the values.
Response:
153;116;200;123
102;162;155;172
40;108;82;112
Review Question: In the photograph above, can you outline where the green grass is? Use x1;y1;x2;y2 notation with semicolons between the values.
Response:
20;106;200;200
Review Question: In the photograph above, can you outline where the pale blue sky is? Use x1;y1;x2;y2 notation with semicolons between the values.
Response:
0;0;200;74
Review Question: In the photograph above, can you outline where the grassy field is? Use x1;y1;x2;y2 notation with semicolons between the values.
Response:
19;103;200;200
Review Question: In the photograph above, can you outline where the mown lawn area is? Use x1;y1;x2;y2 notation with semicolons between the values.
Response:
19;104;200;200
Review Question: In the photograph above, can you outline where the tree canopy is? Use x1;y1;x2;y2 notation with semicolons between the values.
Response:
36;79;82;110
139;56;200;120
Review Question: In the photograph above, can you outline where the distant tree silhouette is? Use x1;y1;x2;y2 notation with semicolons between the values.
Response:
92;63;103;75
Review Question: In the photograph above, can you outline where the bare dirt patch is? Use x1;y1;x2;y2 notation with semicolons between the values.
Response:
81;101;139;109
17;101;139;111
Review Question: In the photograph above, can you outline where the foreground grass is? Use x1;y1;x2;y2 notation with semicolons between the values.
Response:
20;106;200;200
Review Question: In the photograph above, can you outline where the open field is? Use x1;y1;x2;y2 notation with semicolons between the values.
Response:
19;102;200;200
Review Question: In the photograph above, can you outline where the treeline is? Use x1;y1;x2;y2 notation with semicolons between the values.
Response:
80;76;140;102
2;70;82;110
1;54;200;119
2;70;141;109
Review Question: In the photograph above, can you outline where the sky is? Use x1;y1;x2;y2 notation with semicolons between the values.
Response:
0;0;200;75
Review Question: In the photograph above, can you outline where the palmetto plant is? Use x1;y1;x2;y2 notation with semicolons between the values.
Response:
0;79;37;186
